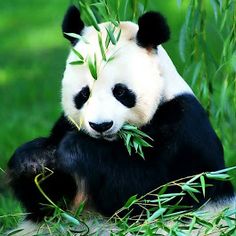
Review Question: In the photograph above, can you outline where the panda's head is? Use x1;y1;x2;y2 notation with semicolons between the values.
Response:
61;6;192;140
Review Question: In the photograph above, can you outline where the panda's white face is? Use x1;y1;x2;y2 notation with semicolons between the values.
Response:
62;22;192;140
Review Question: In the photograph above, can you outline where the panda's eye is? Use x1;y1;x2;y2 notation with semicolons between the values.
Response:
81;87;90;98
114;86;126;97
112;83;136;108
74;86;90;109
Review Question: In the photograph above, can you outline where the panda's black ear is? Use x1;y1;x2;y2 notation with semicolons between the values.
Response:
136;11;170;49
62;5;84;44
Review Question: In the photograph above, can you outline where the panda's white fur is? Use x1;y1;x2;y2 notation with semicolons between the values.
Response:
62;22;193;140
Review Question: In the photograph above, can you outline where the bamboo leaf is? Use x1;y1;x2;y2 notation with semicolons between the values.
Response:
69;60;84;65
83;2;100;31
122;124;138;131
107;55;116;63
110;18;119;27
196;217;214;229
64;33;89;44
188;216;197;233
71;48;84;61
116;28;122;42
105;26;117;45
209;166;236;174
164;210;188;219
205;173;230;180
98;33;107;61
93;3;108;22
133;140;139;152
186;174;201;184
88;55;98;80
125;133;132;147
61;212;80;225
200;175;206;197
191;62;201;87
74;201;86;217
7;229;24;236
124;195;137;209
186;191;199;203
158;185;168;195
182;184;200;193
159;193;186;198
179;24;187;62
135;138;152;148
138;145;145;159
127;143;132;155
146;208;167;222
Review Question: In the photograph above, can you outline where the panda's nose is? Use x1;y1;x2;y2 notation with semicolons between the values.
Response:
89;121;113;133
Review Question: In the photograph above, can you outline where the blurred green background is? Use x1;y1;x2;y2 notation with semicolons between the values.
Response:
0;0;235;231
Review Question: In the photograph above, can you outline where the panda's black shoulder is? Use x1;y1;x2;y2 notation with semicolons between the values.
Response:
159;94;220;145
157;93;207;124
144;93;224;170
143;93;207;134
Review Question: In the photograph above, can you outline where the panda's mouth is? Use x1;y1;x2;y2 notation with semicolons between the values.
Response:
93;133;118;141
86;124;121;141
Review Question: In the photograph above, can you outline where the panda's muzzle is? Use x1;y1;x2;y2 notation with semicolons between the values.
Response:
89;121;113;133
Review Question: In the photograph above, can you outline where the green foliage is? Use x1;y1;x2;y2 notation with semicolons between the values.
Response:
10;167;233;235
178;0;236;166
119;124;153;159
109;167;236;235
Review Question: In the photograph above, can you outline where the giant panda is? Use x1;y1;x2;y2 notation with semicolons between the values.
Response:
7;5;235;235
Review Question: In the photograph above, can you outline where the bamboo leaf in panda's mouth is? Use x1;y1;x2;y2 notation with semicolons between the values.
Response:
119;124;153;159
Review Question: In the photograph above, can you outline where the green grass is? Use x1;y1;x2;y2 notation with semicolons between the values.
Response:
0;0;235;234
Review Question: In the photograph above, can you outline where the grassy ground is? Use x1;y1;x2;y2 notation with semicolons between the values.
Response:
0;0;235;233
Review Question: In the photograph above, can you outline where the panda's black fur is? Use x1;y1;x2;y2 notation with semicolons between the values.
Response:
8;6;234;223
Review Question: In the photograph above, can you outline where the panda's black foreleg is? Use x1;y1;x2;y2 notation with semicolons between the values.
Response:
8;137;77;222
7;115;78;222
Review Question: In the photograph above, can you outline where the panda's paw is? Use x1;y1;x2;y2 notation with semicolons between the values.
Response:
15;156;54;176
8;137;56;178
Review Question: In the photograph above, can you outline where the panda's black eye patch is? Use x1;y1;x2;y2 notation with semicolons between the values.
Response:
74;86;90;109
112;83;136;108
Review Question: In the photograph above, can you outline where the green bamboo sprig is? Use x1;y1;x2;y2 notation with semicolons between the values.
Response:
68;46;99;80
67;23;121;79
109;166;236;235
69;48;85;65
79;1;100;31
118;124;153;159
35;169;84;233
